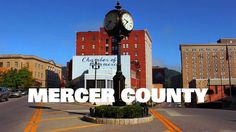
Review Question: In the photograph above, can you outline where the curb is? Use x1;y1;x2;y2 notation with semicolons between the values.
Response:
82;115;154;125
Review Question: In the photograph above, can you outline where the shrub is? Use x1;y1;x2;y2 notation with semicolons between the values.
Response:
93;105;145;118
123;105;143;118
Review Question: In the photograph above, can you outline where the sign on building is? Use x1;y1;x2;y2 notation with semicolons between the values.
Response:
72;55;131;88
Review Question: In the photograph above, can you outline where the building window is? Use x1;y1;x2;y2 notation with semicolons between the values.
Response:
126;52;129;55
134;44;138;48
7;62;10;67
81;36;85;41
123;44;125;48
81;53;84;55
213;48;217;51
92;45;95;49
107;80;113;88
106;39;109;44
106;46;109;52
134;35;138;40
41;73;43;78
38;64;40;69
0;62;3;67
126;44;129;48
92;35;96;41
34;71;37;78
135;52;138;56
81;45;84;49
15;62;18;67
199;48;204;52
35;63;37;68
124;36;128;40
26;62;29;68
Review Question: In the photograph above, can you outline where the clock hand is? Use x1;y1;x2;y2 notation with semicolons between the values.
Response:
125;19;128;24
123;19;128;26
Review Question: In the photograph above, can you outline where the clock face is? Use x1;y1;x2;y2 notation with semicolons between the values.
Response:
104;12;118;31
121;13;134;31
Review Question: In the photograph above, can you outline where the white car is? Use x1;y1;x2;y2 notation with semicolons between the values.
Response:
10;89;22;97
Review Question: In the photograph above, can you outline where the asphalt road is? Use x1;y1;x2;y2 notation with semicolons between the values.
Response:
0;97;236;132
0;96;35;132
155;108;236;132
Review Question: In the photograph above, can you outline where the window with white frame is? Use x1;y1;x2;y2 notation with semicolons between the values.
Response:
126;44;129;48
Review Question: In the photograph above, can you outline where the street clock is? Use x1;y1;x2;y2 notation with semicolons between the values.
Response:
104;2;134;37
104;1;134;106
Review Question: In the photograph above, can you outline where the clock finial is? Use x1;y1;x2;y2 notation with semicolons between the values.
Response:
115;0;122;10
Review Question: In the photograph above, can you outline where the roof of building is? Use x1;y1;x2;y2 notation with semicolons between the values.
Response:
0;54;61;68
180;38;236;48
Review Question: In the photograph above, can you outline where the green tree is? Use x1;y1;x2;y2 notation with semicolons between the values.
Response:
16;68;34;88
1;68;34;89
2;69;18;88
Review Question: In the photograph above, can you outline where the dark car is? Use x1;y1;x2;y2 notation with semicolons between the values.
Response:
0;87;10;101
9;89;22;97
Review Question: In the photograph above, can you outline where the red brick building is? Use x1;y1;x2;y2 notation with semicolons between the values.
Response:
74;27;152;88
189;79;236;103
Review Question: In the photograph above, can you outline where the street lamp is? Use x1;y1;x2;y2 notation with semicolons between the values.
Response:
91;59;100;88
104;1;134;106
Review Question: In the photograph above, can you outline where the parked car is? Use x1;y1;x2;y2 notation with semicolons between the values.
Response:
0;87;10;101
10;89;22;97
20;89;28;96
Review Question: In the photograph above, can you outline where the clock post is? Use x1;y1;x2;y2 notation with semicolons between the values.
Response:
113;34;126;106
104;1;134;106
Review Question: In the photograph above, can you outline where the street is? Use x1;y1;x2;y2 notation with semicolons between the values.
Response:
0;97;236;132
0;96;34;132
155;108;236;132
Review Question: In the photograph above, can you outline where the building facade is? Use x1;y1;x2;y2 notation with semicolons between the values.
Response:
180;38;236;88
74;27;152;88
0;54;62;87
189;78;236;103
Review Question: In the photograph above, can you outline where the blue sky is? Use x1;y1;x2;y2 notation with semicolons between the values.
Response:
0;0;236;71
